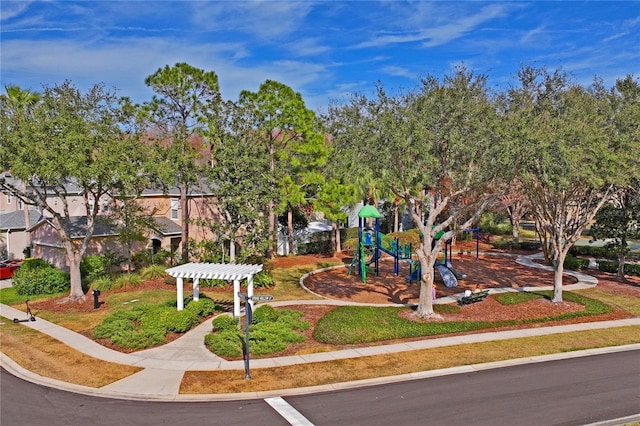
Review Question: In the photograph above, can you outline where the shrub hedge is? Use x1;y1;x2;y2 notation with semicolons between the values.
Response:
204;305;309;357
598;260;640;276
93;296;218;349
12;259;70;296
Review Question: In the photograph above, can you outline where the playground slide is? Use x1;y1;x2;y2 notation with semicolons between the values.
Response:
446;264;467;280
436;263;458;288
366;249;381;266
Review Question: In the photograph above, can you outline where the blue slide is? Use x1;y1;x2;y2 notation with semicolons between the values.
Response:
436;263;459;288
446;263;467;280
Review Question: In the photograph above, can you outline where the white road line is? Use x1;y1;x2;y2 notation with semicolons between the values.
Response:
264;396;314;426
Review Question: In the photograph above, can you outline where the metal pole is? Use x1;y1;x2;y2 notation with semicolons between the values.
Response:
243;297;252;380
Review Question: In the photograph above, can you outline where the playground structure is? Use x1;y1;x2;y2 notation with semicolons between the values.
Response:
407;228;480;287
347;205;412;283
348;205;480;287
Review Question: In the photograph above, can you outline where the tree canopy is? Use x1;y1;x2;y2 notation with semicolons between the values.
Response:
0;81;144;300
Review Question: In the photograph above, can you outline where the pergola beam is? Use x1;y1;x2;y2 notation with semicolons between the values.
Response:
165;262;263;317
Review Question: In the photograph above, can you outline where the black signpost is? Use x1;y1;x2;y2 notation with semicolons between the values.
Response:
237;292;273;380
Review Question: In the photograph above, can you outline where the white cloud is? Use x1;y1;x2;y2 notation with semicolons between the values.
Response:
285;37;330;57
0;1;34;22
382;65;414;79
355;3;511;49
189;1;314;40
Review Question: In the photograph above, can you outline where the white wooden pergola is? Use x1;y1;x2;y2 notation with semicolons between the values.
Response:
165;262;263;318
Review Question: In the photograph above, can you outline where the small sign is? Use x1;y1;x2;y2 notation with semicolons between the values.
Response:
251;295;273;302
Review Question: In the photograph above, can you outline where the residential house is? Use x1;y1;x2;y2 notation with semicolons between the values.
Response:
1;172;220;270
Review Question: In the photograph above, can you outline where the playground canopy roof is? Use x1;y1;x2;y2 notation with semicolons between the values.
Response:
358;205;381;218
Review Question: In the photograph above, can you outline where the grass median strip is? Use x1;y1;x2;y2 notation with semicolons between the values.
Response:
180;325;640;394
0;316;142;388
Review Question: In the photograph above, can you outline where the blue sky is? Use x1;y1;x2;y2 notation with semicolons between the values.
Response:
1;1;639;112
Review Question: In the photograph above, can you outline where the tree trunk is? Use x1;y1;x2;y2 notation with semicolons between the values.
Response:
414;244;439;318
66;251;85;301
266;142;277;259
393;202;399;233
267;201;276;258
617;253;626;279
180;185;189;262
287;205;295;255
511;216;521;244
334;222;342;254
230;239;236;263
551;250;567;303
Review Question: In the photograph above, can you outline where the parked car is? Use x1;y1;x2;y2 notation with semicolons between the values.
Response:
0;260;21;280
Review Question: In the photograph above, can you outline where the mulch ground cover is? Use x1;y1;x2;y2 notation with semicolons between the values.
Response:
25;247;640;357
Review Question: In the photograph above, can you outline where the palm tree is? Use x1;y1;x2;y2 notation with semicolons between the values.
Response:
4;84;41;108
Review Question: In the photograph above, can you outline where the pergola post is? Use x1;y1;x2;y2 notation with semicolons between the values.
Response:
233;279;241;318
247;275;255;312
177;277;184;311
193;278;200;301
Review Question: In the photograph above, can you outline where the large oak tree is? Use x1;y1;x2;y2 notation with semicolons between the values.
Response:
0;81;144;301
327;68;509;318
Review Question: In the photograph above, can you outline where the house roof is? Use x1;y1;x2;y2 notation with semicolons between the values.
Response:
30;216;120;238
0;210;45;231
152;216;182;236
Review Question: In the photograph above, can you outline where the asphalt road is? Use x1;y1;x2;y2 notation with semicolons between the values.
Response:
1;350;639;426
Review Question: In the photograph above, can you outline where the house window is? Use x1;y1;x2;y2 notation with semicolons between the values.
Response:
170;198;179;220
6;194;11;204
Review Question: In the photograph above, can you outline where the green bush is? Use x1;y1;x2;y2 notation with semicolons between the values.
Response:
211;314;238;332
80;255;109;282
253;270;275;288
342;237;358;251
563;255;590;271
93;299;210;349
12;259;70;296
205;307;309;357
252;304;279;323
344;227;359;240
273;309;310;331
140;264;168;280
17;258;48;271
249;322;306;355
110;327;167;349
491;240;520;250
598;260;640;276
185;298;217;318
519;241;542;251
163;309;199;333
204;331;243;357
199;278;228;288
132;249;174;269
114;273;142;289
479;213;512;236
491;240;541;251
91;277;116;291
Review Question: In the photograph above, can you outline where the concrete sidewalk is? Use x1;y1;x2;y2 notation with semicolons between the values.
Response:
3;298;639;401
1;253;639;401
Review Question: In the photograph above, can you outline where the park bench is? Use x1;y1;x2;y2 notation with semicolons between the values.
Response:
458;289;490;306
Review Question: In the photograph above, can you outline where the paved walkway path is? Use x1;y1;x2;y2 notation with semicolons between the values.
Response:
1;253;638;401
